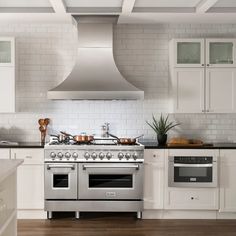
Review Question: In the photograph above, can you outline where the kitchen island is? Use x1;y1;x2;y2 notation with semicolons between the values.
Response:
0;159;23;236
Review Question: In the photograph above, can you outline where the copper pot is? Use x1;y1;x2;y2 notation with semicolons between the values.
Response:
108;133;143;145
61;132;94;143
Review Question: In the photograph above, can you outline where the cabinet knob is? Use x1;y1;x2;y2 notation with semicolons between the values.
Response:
207;64;210;66
201;64;204;66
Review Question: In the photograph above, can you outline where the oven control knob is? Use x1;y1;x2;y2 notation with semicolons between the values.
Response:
125;153;131;160
99;152;105;160
106;152;112;160
57;152;63;159
118;152;124;160
72;152;78;159
91;152;97;160
50;152;56;159
132;153;138;160
84;152;90;160
65;152;71;159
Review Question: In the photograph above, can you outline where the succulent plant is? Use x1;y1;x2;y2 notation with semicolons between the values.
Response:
146;114;180;136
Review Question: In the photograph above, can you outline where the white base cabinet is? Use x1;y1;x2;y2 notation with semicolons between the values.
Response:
0;149;10;159
11;148;46;219
219;150;236;212
144;149;165;210
164;188;219;210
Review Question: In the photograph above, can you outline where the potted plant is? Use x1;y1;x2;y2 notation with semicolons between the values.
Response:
146;114;180;145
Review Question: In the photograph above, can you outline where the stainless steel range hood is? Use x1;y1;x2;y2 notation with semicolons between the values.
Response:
48;16;144;100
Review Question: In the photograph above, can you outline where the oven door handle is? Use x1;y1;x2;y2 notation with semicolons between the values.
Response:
82;164;139;170
47;164;75;170
173;164;213;167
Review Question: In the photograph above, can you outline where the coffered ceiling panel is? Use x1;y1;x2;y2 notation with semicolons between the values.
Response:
134;0;201;8
64;0;123;8
0;0;53;12
0;0;52;7
213;0;236;7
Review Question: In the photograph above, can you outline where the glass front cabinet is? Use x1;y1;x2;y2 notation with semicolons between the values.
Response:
174;39;205;67
174;38;236;68
0;37;15;67
206;39;235;67
0;37;15;113
171;38;236;113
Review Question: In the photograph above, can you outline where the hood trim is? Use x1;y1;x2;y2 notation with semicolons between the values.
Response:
47;15;144;100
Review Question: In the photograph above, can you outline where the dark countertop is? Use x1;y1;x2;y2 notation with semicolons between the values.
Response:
139;140;236;149
0;142;44;148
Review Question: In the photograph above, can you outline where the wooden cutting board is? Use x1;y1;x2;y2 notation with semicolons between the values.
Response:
167;143;204;147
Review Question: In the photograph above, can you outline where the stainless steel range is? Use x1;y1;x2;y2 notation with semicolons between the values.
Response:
44;138;144;219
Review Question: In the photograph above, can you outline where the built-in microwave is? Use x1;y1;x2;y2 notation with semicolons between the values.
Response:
168;156;217;188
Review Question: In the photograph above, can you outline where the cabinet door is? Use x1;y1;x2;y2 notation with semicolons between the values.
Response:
0;37;15;67
206;68;236;113
0;67;15;113
173;68;205;113
174;39;204;68
220;150;236;212
12;149;44;210
0;149;10;159
144;150;164;210
17;165;44;210
206;39;236;68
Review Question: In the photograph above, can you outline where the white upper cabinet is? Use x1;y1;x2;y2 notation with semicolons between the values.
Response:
173;39;205;68
0;37;15;113
0;37;15;67
170;38;236;113
206;39;236;68
206;68;236;113
173;68;205;113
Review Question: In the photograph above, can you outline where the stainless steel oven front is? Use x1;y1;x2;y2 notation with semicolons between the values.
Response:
168;156;217;188
78;163;143;200
45;163;78;199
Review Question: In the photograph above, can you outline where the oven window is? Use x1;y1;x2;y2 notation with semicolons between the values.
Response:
89;174;133;188
179;167;207;177
174;167;212;183
53;174;69;188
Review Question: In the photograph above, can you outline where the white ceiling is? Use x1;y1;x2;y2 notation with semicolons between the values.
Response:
134;0;201;8
0;0;236;24
64;0;123;8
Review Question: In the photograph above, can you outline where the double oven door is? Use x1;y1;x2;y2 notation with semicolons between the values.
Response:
78;163;143;200
45;163;77;200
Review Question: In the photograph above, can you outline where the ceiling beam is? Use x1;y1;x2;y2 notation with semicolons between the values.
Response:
122;0;136;14
196;0;219;13
49;0;66;14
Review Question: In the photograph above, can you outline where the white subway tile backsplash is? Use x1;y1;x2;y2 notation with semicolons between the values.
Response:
0;23;236;142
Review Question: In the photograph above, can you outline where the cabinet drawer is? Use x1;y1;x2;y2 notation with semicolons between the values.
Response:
0;149;10;159
144;149;164;163
11;149;44;165
165;188;219;210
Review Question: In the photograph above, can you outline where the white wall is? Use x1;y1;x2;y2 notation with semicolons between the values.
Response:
0;23;236;142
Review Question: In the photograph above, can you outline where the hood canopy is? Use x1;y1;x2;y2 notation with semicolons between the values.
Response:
47;15;144;100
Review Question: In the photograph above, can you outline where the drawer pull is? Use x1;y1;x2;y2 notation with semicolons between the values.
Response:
25;156;33;159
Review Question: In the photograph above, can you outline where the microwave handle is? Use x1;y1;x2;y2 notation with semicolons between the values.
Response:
173;164;213;167
82;164;139;170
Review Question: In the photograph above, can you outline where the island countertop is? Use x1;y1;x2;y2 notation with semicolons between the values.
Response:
0;159;23;183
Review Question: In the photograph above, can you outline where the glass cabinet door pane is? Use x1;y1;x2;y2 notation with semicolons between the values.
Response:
209;42;233;64
0;41;11;63
177;42;201;64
